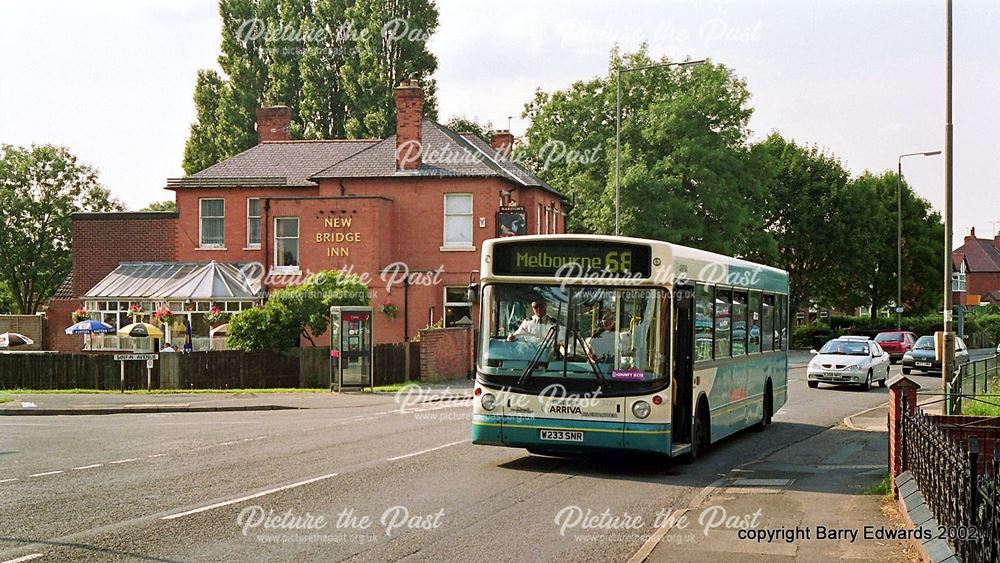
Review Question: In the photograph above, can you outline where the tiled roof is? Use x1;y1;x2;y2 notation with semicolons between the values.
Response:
53;274;74;299
953;238;1000;273
174;140;377;188
312;121;565;198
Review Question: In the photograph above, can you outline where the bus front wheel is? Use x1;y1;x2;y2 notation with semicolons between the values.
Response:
684;402;710;463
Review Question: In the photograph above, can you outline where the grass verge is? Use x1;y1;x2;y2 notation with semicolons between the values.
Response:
0;397;12;404
963;399;1000;416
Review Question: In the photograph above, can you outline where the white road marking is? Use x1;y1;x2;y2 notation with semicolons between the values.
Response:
161;472;340;520
71;464;103;470
28;470;64;477
0;478;19;484
3;553;44;563
108;458;138;464
386;439;468;461
148;453;167;458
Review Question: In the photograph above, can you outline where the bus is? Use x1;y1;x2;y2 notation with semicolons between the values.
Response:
470;235;789;460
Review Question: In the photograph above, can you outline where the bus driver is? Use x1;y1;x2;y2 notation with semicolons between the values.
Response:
507;300;558;344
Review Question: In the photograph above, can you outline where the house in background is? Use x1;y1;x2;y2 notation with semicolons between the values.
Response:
952;227;1000;308
46;79;567;352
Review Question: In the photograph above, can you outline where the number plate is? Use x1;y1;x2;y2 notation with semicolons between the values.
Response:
539;430;583;442
915;361;932;367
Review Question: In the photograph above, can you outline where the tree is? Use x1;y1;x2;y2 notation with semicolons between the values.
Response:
141;200;177;212
0;283;14;314
0;144;124;313
183;0;440;173
753;133;857;314
849;171;944;317
227;270;368;350
521;46;771;259
444;115;492;144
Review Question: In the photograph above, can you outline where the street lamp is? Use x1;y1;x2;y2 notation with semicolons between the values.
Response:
896;150;941;329
615;59;706;236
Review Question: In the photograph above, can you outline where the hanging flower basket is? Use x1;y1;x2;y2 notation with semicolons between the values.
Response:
153;306;174;325
206;305;228;326
380;302;398;319
71;307;89;323
128;303;143;319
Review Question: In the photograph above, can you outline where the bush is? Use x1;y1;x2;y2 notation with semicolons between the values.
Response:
792;321;835;350
976;314;1000;346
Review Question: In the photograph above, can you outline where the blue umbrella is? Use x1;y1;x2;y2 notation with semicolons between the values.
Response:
65;319;115;335
65;319;115;351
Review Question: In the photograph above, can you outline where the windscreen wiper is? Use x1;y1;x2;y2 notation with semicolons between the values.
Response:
517;325;558;387
569;332;607;387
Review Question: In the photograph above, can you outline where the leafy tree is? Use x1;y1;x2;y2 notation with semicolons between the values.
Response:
0;283;14;314
521;46;771;259
227;270;368;350
444;115;492;144
753;133;856;313
183;0;440;173
141;200;177;212
849;171;944;317
0;144;124;313
339;0;439;138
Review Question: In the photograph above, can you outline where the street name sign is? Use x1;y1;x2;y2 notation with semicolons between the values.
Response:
113;354;159;361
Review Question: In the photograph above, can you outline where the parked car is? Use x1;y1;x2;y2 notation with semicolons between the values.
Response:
873;331;917;364
807;336;891;390
901;335;970;375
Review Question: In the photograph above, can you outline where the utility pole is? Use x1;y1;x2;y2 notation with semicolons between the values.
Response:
942;0;956;399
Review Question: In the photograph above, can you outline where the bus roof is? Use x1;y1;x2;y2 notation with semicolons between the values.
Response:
480;235;788;293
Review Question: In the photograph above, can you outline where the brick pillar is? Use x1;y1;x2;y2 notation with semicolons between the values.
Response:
888;375;921;498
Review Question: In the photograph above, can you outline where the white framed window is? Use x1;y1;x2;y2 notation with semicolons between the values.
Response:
443;194;473;248
444;287;473;328
247;198;261;248
536;203;542;234
199;198;225;248
274;217;300;270
543;205;550;234
551;207;559;233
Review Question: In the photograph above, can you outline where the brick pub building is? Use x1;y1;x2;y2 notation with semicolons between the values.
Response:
46;79;566;352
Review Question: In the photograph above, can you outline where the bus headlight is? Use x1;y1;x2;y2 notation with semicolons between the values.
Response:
481;393;497;411
632;400;651;419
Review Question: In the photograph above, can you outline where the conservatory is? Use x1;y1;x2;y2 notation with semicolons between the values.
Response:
81;261;263;351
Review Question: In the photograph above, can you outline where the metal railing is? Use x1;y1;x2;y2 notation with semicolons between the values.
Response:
947;355;999;415
901;400;1000;561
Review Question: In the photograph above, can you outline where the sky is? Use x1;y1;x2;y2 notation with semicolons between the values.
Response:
1;0;997;246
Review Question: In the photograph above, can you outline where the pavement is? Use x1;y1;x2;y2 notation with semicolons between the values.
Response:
0;356;958;562
0;383;474;415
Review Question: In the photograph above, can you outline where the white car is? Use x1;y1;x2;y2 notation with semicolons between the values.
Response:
807;336;891;390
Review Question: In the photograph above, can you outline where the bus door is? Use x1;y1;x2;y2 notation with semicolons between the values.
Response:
671;285;695;445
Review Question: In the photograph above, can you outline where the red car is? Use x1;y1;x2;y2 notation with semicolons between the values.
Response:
874;331;917;364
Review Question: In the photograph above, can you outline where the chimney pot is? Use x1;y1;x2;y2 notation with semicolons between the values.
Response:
491;130;514;158
256;106;291;143
394;80;424;170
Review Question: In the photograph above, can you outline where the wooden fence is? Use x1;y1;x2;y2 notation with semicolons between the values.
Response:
1;342;421;390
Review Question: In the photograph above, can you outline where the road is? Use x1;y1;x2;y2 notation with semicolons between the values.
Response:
0;354;976;562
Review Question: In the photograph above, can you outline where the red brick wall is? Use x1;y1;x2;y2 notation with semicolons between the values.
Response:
256;106;291;142
47;298;83;352
966;272;1000;298
418;327;472;381
72;213;178;297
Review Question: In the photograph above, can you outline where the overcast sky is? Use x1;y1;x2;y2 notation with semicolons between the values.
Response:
1;0;997;245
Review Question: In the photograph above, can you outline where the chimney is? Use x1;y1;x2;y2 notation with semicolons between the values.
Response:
490;130;514;158
256;106;291;143
394;78;424;170
965;226;976;243
994;234;1000;250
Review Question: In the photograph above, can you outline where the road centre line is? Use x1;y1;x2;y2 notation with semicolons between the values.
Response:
2;553;44;563
108;458;138;464
161;472;339;520
28;470;64;477
0;478;19;484
386;439;469;461
71;464;103;470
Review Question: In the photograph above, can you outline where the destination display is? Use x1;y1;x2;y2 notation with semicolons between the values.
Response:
492;241;652;278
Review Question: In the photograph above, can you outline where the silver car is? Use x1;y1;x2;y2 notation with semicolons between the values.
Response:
807;336;891;390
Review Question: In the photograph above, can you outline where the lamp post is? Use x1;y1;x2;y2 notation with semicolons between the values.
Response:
896;151;941;329
942;0;956;400
615;59;706;236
